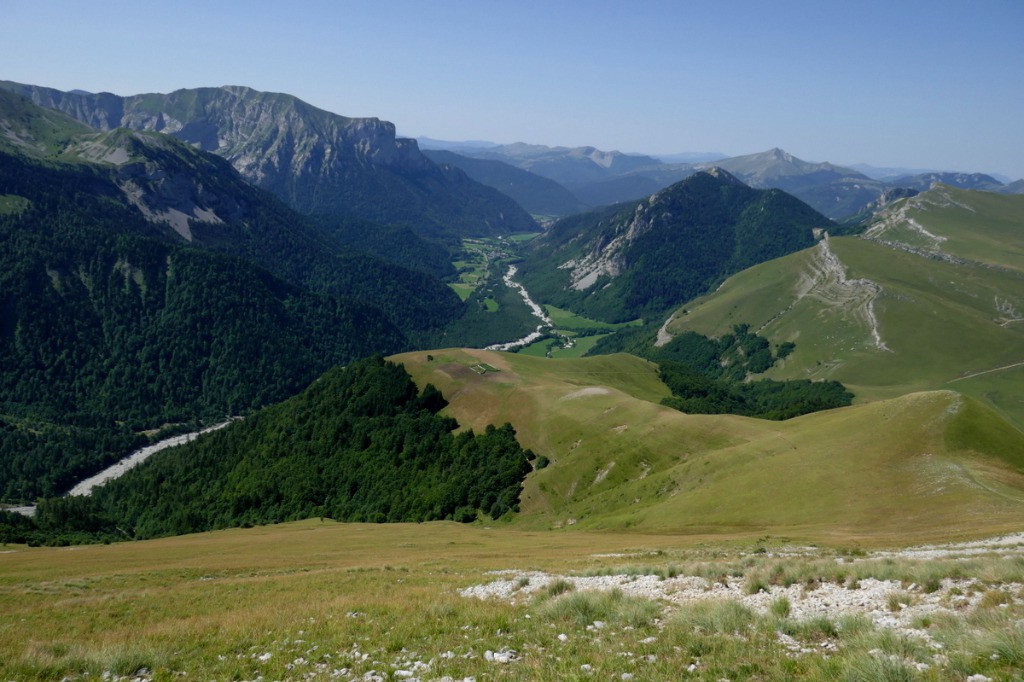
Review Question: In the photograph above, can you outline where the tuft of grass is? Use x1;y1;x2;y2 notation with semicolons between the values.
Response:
978;588;1012;609
541;578;575;599
886;591;916;612
670;599;755;636
843;653;917;682
769;596;792;619
537;589;660;628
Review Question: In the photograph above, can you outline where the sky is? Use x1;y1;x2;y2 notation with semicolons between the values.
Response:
5;0;1024;179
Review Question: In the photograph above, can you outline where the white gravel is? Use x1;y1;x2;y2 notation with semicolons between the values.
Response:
459;533;1024;641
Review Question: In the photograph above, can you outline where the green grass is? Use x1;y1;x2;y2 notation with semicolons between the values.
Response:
448;282;476;301
0;194;31;215
4;520;1024;681
666;228;1024;432
517;333;611;358
396;349;1024;542
518;337;559;357
544;304;643;331
508;232;543;243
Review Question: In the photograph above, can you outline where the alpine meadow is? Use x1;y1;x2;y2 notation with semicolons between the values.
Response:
3;3;1024;680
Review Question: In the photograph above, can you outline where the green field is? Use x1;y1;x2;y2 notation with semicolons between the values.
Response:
662;188;1024;431
4;510;1024;680
519;333;611;358
544;304;643;331
0;194;30;215
398;349;1024;542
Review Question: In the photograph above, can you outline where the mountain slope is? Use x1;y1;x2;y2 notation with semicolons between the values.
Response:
0;89;465;336
0;81;537;239
33;357;532;539
422;149;585;217
0;92;472;501
396;349;1024;540
518;169;832;322
0;154;404;500
659;185;1024;431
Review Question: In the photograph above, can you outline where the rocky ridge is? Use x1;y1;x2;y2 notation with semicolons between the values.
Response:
0;81;536;238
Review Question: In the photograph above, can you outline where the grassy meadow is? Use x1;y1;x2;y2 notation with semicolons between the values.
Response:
3;521;1024;681
396;349;1024;543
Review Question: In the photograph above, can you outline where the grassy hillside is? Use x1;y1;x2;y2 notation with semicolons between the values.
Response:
5;520;1024;681
662;187;1024;431
396;349;1024;542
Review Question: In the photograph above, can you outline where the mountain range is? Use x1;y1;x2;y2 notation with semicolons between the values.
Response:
4;77;1024;552
0;81;537;240
0;88;477;501
433;141;1024;221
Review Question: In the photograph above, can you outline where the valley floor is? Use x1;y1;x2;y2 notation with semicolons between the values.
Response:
2;521;1023;681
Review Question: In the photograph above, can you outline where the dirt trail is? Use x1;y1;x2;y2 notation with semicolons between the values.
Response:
792;236;889;351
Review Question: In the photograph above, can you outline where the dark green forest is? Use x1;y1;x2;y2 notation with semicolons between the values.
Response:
6;358;534;544
586;323;852;420
655;326;853;420
0;147;447;501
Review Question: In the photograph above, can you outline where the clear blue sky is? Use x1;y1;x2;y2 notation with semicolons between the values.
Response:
6;0;1024;178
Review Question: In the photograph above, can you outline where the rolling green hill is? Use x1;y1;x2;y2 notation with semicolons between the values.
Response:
396;349;1024;541
659;185;1024;431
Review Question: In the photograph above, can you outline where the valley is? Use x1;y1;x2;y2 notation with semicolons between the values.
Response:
2;75;1024;681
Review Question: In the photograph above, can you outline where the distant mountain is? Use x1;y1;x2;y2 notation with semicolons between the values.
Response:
0;81;537;240
888;172;1005;193
697;148;887;220
656;151;728;164
415;136;499;152
466;143;666;185
1005;179;1024;194
849;163;942;180
517;169;832;322
422;149;586;217
460;143;698;208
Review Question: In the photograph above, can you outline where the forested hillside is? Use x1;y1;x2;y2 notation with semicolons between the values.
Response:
0;150;408;501
25;357;533;542
518;170;832;323
0;92;474;502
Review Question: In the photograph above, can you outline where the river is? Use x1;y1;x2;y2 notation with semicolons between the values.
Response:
7;420;234;517
485;265;554;352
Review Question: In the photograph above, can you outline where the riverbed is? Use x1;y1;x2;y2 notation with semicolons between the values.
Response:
9;420;233;516
485;265;553;352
